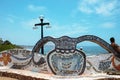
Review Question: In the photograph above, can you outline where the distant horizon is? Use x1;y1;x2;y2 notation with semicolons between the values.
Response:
20;43;109;49
22;45;108;56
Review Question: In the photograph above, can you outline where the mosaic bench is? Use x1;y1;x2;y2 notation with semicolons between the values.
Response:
32;35;119;76
0;35;120;77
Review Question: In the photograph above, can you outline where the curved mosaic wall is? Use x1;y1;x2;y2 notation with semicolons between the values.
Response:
0;35;120;76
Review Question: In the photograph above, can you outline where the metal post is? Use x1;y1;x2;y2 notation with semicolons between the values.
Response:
34;16;50;54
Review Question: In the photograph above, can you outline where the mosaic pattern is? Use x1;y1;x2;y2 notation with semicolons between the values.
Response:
99;60;111;71
32;35;120;75
33;35;119;58
0;35;120;76
47;50;86;76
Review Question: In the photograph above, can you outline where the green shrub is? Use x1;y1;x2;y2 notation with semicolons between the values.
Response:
3;40;12;45
0;39;23;52
0;44;22;52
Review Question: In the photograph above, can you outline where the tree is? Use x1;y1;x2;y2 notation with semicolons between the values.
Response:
0;38;3;44
0;39;23;52
3;40;12;45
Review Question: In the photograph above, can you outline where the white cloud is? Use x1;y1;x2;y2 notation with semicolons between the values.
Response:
7;15;20;19
28;4;47;12
6;15;24;23
87;0;98;4
95;1;116;16
78;0;97;14
20;17;51;29
6;15;19;23
6;17;14;23
79;6;93;14
21;19;39;28
101;22;115;28
49;23;89;37
77;0;118;16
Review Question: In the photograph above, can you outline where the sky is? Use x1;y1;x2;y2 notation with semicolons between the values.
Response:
0;0;120;46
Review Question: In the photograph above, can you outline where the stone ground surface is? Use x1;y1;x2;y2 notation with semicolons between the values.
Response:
0;68;120;80
0;77;17;80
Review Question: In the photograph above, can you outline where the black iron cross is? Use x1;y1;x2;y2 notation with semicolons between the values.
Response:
34;16;50;54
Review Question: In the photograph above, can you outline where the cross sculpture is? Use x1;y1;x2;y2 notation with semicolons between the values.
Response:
34;16;50;55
